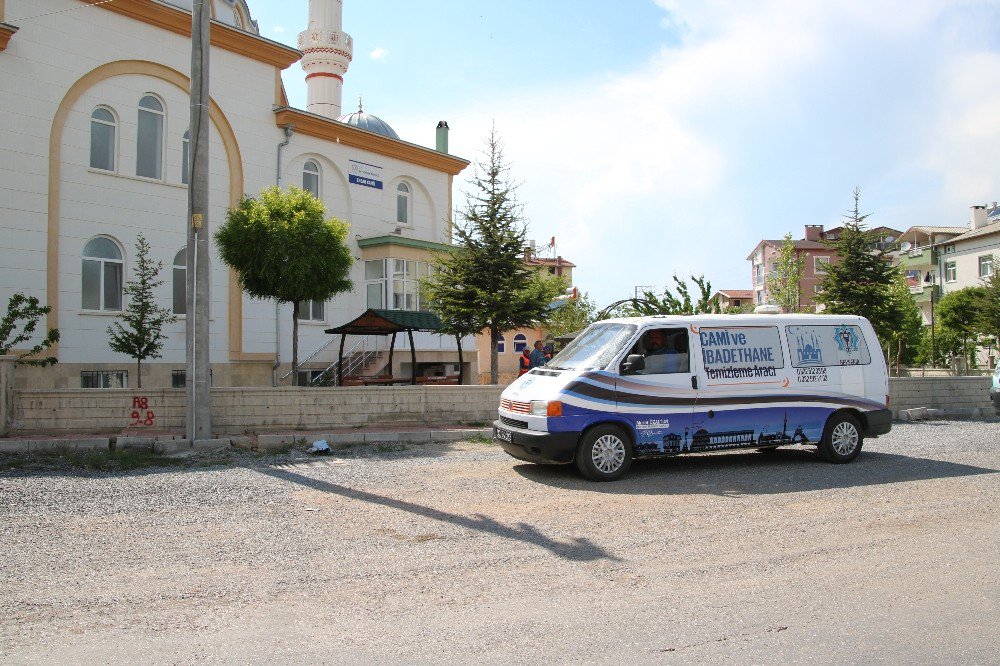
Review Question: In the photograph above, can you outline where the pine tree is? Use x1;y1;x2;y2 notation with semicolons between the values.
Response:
108;234;176;388
815;188;901;346
767;233;806;313
422;129;563;384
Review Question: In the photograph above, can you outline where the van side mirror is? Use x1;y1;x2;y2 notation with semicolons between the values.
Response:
622;354;645;374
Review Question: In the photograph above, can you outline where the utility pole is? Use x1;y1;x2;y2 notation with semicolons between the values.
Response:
186;0;211;440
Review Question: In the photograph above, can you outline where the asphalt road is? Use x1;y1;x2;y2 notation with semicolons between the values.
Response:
1;420;998;664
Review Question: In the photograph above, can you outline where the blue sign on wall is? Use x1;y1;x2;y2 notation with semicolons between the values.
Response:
349;159;383;189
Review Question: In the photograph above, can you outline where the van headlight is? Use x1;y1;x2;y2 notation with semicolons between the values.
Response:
530;400;563;417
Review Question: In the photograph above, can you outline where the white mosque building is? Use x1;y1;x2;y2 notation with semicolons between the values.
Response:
0;0;473;389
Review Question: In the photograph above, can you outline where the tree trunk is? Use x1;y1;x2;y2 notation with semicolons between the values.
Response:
455;334;464;385
137;358;142;389
896;336;902;377
291;300;300;385
490;327;499;384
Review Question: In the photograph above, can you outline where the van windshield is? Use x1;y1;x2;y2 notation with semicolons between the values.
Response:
546;323;638;371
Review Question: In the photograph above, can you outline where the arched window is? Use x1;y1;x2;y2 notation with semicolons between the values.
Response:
396;182;410;225
136;95;164;179
513;334;527;353
181;129;190;185
90;107;116;171
497;335;505;354
303;159;320;197
172;248;186;315
82;237;123;311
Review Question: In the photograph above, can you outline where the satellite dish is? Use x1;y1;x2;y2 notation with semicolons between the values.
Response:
885;236;896;243
900;241;912;252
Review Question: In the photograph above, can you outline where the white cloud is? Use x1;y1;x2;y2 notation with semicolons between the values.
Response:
370;47;388;61
396;0;1000;304
273;25;284;34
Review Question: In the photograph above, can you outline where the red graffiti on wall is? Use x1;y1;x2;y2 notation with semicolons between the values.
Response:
129;396;155;426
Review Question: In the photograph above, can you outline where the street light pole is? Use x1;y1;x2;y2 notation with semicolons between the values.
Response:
185;0;211;440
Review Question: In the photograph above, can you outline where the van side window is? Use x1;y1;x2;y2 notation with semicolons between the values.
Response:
628;328;690;374
699;326;784;381
786;324;871;367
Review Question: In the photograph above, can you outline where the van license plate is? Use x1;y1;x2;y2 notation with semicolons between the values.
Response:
495;427;512;443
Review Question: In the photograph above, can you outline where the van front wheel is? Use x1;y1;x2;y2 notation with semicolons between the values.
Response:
819;413;863;463
576;425;633;481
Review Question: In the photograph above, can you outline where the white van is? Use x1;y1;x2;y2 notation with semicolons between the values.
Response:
494;314;891;481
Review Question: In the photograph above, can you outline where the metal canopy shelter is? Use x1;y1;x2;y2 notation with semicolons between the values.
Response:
324;309;445;386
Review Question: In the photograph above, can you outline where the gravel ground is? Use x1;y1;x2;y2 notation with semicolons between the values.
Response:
1;420;998;664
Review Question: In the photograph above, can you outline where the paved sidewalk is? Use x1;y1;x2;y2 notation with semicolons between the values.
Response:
0;423;495;455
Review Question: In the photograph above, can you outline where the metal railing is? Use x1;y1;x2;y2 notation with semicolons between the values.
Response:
282;334;387;385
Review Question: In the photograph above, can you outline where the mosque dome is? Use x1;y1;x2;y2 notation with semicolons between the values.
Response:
160;0;258;34
337;99;399;140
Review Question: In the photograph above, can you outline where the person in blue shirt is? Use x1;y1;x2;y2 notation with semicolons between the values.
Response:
529;340;547;368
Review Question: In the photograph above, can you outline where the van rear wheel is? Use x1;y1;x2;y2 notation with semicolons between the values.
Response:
819;413;863;463
575;425;633;481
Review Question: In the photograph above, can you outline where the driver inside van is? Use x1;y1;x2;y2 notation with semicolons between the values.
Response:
638;329;689;374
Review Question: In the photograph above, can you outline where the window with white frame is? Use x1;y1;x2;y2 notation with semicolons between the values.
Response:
181;129;190;184
136;95;164;179
814;256;831;273
497;335;505;354
979;255;994;278
757;291;764;304
755;264;763;285
303;160;320;197
945;261;957;282
298;299;325;322
172;248;186;314
944;245;955;254
82;237;123;311
90;107;116;171
365;259;385;308
513;334;528;352
396;182;411;225
813;284;824;294
364;258;431;311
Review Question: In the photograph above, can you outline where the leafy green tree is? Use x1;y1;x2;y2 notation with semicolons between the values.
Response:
108;235;176;388
938;287;988;369
215;186;353;376
609;275;719;317
0;293;60;366
546;290;597;338
884;274;924;372
916;322;961;367
978;255;1000;346
422;129;563;384
767;233;806;313
815;188;901;348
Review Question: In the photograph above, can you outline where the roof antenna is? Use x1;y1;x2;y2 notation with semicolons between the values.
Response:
358;96;363;113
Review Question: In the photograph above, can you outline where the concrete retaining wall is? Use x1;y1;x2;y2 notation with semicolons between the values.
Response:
11;385;505;435
888;376;993;418
5;377;994;436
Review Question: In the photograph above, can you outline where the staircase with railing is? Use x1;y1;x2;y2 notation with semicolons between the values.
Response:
281;334;389;386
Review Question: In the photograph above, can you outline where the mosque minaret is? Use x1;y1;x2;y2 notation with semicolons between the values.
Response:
298;0;353;118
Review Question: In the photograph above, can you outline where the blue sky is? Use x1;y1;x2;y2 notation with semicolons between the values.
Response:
248;0;1000;308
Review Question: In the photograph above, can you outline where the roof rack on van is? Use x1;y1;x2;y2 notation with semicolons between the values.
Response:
754;304;781;314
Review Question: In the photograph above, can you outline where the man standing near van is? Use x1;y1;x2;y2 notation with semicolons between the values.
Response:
529;340;547;368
